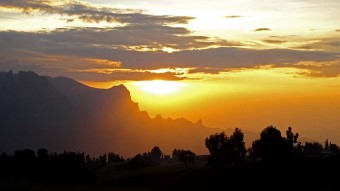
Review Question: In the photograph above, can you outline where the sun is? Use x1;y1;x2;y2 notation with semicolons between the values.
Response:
134;80;187;95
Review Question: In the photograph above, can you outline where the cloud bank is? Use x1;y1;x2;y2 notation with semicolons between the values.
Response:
0;0;339;81
0;0;193;25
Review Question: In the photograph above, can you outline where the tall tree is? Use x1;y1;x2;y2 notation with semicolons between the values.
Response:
230;128;246;163
286;127;299;155
251;125;289;161
205;128;246;167
179;150;196;167
150;146;163;162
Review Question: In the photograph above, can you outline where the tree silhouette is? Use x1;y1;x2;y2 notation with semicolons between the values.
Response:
286;127;299;155
230;128;246;163
14;149;37;166
205;132;231;167
325;139;329;150
37;148;49;162
251;125;289;161
304;142;323;154
108;152;124;163
129;146;163;167
150;146;163;162
250;140;262;160
205;128;246;167
329;143;340;154
179;150;196;167
172;149;185;160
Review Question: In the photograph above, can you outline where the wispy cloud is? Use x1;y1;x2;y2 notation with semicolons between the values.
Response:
67;68;188;81
263;40;286;44
225;15;243;19
0;0;193;25
254;28;271;32
268;35;300;38
293;61;340;78
0;26;239;53
293;38;340;52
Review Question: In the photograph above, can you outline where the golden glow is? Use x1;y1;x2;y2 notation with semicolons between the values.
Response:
125;67;340;130
79;80;126;89
161;47;177;53
2;0;340;146
134;80;187;95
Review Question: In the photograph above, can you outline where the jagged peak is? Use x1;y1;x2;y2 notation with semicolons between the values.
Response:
154;114;163;120
196;119;203;126
108;84;128;91
106;84;132;98
18;70;38;76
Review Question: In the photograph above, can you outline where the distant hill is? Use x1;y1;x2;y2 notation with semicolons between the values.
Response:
0;71;227;157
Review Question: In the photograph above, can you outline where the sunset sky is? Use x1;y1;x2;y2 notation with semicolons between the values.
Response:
1;0;340;144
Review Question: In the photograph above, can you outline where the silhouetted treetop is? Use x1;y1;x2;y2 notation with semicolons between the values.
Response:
205;128;246;167
251;125;290;161
179;150;196;167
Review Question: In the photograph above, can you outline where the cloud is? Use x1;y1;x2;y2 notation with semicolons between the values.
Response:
336;29;340;32
254;28;271;32
326;41;340;47
263;40;286;44
268;35;300;38
187;67;225;74
0;21;339;80
292;38;340;53
1;30;339;80
0;26;239;53
0;0;194;25
225;15;243;19
67;69;188;81
292;61;340;78
0;48;189;81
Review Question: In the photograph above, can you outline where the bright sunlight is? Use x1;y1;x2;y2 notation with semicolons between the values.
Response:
134;80;187;95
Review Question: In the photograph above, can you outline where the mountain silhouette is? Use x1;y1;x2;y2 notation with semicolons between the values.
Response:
0;71;225;157
0;71;94;154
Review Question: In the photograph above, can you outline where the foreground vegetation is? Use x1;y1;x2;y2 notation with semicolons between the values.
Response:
1;125;340;190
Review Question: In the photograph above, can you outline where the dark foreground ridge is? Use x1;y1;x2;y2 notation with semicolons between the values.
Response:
1;127;340;191
0;148;340;190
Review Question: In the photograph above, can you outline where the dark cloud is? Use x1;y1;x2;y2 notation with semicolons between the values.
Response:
292;37;340;53
336;29;340;32
1;1;339;80
254;28;271;32
67;70;188;82
0;27;239;52
187;67;225;74
0;0;194;25
263;40;286;44
293;61;340;78
225;15;243;18
0;48;188;81
326;41;340;47
0;27;339;80
1;28;339;80
268;35;300;38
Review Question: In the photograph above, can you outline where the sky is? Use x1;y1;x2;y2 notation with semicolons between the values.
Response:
0;0;340;144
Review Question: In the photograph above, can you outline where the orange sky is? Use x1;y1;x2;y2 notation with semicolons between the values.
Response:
0;0;340;145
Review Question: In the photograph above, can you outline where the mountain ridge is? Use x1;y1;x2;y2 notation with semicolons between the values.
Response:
0;71;314;158
0;71;223;157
